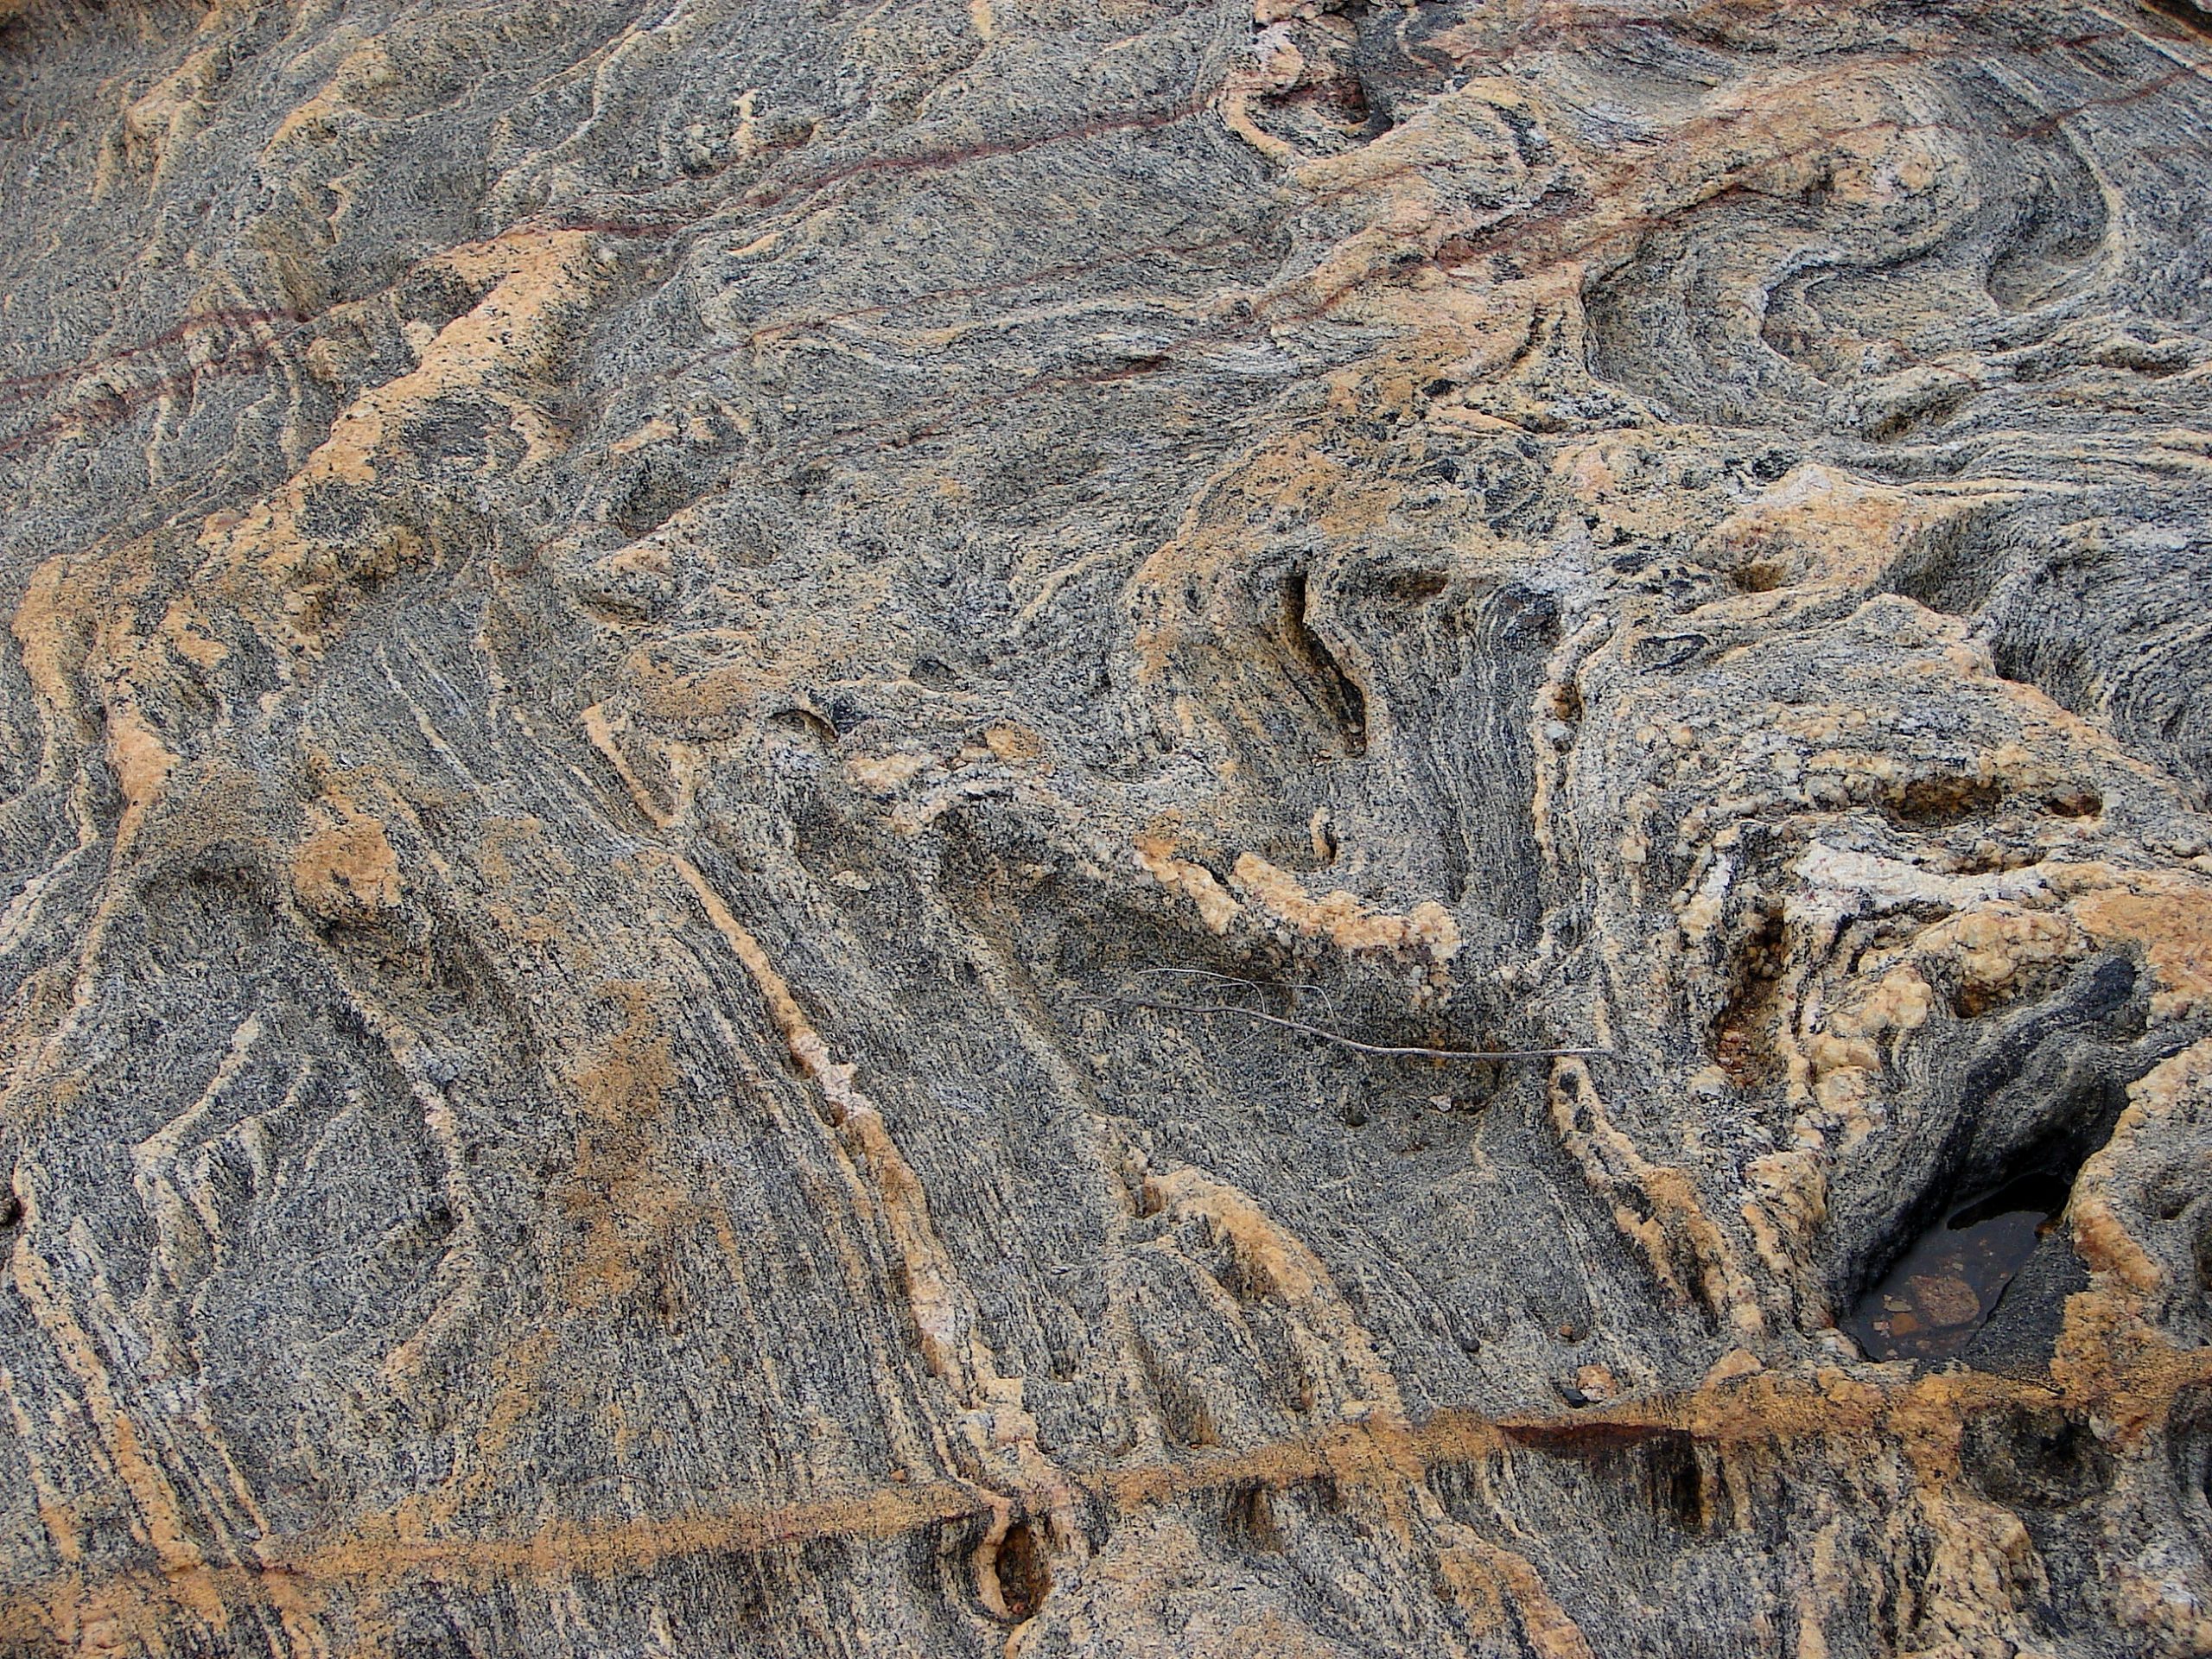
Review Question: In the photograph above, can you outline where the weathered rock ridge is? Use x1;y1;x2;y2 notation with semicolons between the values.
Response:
3;0;2211;1652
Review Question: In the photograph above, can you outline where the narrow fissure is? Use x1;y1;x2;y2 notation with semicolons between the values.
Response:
1281;567;1369;755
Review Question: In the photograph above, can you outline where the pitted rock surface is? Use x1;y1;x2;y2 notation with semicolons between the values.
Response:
3;0;2212;1653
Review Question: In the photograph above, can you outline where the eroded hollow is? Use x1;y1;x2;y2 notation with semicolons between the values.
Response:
1962;1400;2113;1509
1836;956;2152;1366
1841;1164;2074;1363
987;1517;1052;1624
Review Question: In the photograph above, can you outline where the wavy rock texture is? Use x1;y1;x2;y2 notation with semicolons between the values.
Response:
3;0;2212;1653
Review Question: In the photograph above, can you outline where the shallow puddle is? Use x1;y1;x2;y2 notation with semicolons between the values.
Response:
1843;1169;2071;1362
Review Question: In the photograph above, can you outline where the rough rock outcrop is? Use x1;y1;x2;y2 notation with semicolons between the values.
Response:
3;0;2211;1652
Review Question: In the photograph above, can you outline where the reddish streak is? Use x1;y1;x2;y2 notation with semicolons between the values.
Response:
1;8;2204;467
0;307;310;404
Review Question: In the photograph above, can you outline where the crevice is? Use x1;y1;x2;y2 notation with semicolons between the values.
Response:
1889;774;2004;828
1961;1400;2113;1509
1985;143;2109;313
1224;1481;1283;1552
2146;0;2212;38
982;1516;1052;1624
1712;898;1786;1087
1882;503;2012;617
2170;1387;2212;1543
1135;1328;1219;1449
1500;1422;1713;1534
1279;567;1368;755
769;706;839;747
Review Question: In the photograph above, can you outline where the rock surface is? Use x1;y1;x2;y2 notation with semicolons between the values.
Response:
3;0;2212;1652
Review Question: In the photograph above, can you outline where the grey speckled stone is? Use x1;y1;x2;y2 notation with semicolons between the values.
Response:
3;0;2212;1652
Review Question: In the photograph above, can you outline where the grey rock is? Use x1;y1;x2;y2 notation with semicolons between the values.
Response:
3;0;2212;1652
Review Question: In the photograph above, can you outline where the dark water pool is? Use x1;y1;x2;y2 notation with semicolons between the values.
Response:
1842;1169;2072;1363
